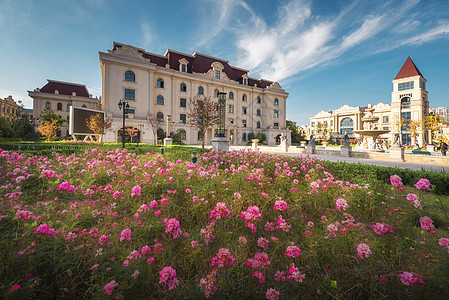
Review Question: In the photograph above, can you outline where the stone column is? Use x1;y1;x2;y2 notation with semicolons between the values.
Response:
389;133;404;161
164;114;173;146
252;139;259;151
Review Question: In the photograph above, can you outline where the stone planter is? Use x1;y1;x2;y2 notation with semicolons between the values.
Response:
300;141;307;147
322;142;329;147
426;145;435;152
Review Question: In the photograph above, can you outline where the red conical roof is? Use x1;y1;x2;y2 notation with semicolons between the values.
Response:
395;57;423;80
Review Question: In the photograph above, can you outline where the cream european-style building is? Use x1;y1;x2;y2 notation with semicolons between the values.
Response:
99;42;290;145
309;57;430;146
28;80;100;137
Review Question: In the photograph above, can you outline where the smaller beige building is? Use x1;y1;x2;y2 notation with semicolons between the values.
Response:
0;95;22;121
28;80;100;137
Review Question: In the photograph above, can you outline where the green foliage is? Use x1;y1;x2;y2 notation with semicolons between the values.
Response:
172;130;185;145
255;132;267;144
321;161;449;196
286;120;304;143
157;128;165;141
38;107;66;127
0;117;15;138
247;132;256;141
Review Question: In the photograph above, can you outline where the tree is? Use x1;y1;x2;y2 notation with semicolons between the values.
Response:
148;114;164;145
12;115;34;139
187;95;219;151
126;127;140;143
86;113;112;142
38;119;58;141
286;120;304;143
0;117;15;138
255;132;267;144
424;114;441;143
38;107;66;127
408;119;422;144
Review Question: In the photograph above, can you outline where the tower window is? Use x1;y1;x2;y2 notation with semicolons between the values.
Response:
398;81;414;91
274;98;279;105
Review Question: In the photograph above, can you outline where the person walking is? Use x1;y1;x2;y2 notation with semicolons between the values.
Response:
437;140;447;156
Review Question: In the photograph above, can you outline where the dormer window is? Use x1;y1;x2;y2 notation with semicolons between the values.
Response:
178;58;189;73
243;78;247;85
215;70;220;79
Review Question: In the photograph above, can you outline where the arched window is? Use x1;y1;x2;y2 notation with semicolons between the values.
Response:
117;126;141;143
125;71;135;82
45;101;51;109
401;97;411;109
214;89;219;97
157;78;164;88
82;105;87;108
57;102;62;110
340;117;354;134
242;94;247;101
229;92;234;99
274;98;279;105
242;133;247;142
67;103;71;111
157;112;164;120
257;109;261;117
157;95;164;105
180;83;187;92
257;121;261;128
198;86;204;95
257;96;261;104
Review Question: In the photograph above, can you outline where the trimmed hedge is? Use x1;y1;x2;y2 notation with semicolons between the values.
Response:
321;161;449;196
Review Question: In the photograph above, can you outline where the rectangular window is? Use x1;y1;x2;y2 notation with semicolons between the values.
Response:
180;114;186;123
242;120;247;128
383;127;389;130
228;104;234;113
127;108;135;114
242;107;247;114
215;70;220;79
243;78;247;85
420;81;425;89
125;89;135;100
274;110;279;118
180;98;186;108
274;122;279;128
181;64;186;73
398;81;414;91
383;116;389;123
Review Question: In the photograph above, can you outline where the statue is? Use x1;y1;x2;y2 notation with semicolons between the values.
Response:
392;133;401;147
308;134;315;145
342;131;350;147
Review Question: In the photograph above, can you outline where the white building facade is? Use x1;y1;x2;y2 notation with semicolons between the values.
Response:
99;42;290;146
310;57;430;145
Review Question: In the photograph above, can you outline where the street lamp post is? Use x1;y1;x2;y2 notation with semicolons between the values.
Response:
118;99;130;148
217;92;227;137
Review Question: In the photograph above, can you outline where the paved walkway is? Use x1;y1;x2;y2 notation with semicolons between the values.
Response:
227;146;449;173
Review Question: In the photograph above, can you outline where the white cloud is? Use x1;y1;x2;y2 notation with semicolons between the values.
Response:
402;22;449;44
340;16;385;49
141;23;152;48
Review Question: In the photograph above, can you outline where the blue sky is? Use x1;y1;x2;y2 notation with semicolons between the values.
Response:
1;0;448;125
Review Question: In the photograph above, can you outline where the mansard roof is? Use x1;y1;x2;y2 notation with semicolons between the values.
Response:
394;57;424;80
40;80;91;97
111;42;275;89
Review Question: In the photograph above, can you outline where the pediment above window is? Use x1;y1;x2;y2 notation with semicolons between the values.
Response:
110;45;149;62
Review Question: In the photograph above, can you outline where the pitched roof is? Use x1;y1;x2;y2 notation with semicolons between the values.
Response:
40;80;91;97
395;57;423;80
112;42;275;89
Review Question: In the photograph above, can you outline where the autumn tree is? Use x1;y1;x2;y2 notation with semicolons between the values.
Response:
38;119;58;141
86;113;111;143
187;95;218;151
408;119;422;144
424;114;441;142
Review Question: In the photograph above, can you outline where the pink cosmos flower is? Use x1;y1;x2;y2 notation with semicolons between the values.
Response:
10;284;21;292
284;245;301;258
419;216;436;236
120;228;132;242
287;263;306;282
438;238;449;252
257;237;270;250
406;193;422;209
239;236;248;245
266;288;280;300
275;216;291;232
399;271;424;285
200;271;217;298
414;178;431;191
273;200;287;211
336;198;349;211
103;280;118;295
357;243;372;259
163;218;182;239
252;271;265;283
372;223;394;235
159;266;179;290
240;206;261;221
131;185;141;197
185;188;191;194
246;252;271;270
211;248;235;267
210;202;231;219
390;175;405;192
